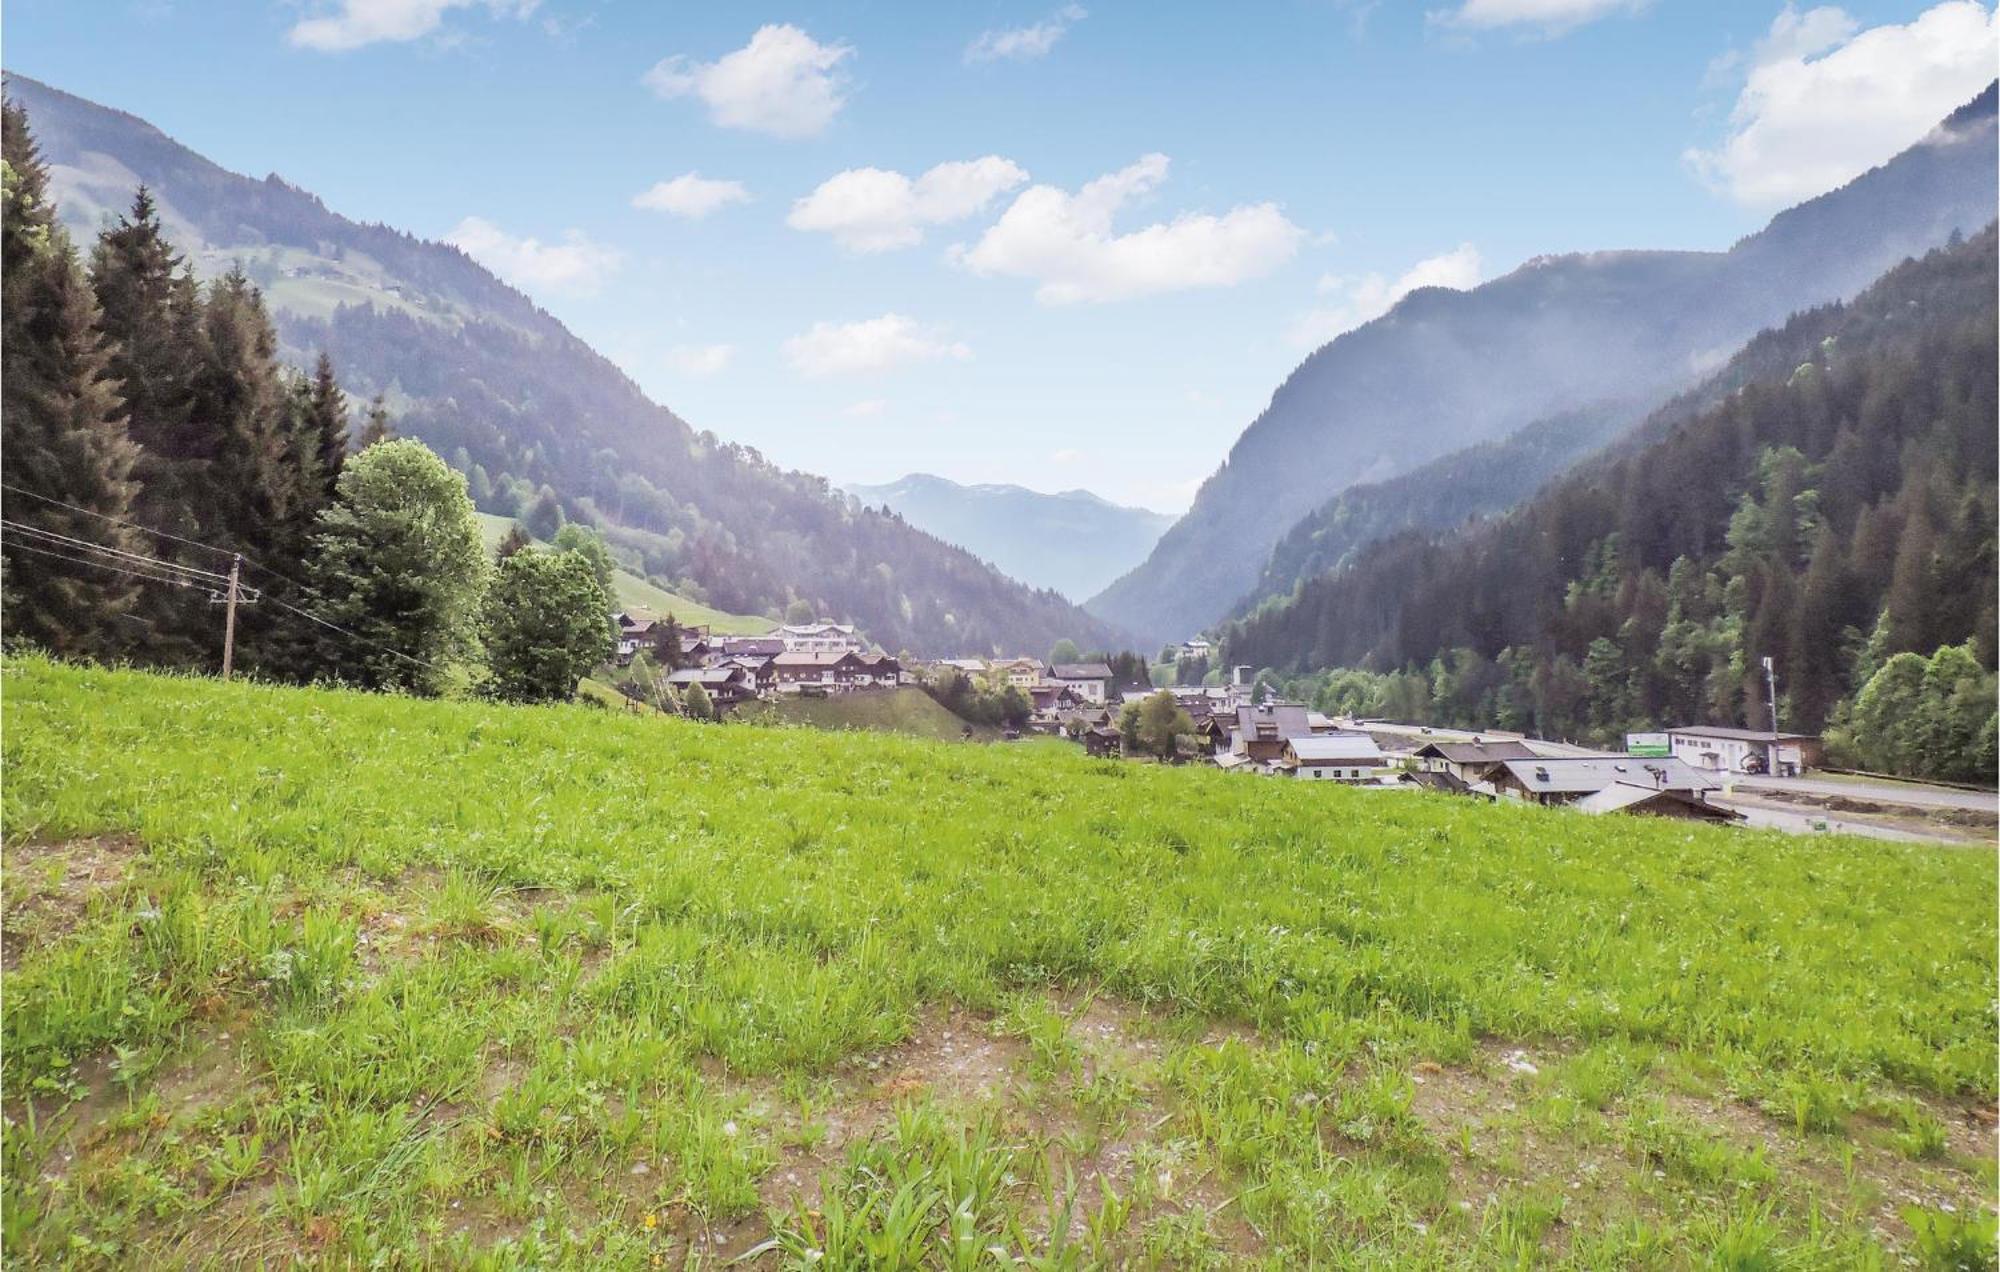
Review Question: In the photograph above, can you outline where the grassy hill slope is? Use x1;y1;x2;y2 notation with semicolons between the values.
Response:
735;686;998;742
473;513;770;636
3;658;1993;1267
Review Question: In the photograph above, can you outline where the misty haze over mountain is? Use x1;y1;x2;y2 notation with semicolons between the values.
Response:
1090;86;2000;647
844;474;1174;603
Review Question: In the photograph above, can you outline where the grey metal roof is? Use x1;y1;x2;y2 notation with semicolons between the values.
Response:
1496;756;1720;794
1667;725;1816;743
1286;735;1387;763
1412;740;1541;764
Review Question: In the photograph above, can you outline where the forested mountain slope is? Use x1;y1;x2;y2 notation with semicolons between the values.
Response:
2;73;1117;657
1220;227;1997;763
1092;85;1999;647
1235;403;1635;617
844;474;1174;602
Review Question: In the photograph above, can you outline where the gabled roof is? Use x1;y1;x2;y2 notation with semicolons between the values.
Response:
1234;703;1312;739
1403;769;1472;795
1495;756;1720;795
714;635;785;655
1574;782;1744;820
666;666;745;686
772;650;863;668
1285;734;1387;764
1412;740;1541;764
1052;662;1114;680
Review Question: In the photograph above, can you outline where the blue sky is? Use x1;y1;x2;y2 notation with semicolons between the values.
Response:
7;0;1995;510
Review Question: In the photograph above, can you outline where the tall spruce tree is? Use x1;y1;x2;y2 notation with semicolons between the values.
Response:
1;102;146;656
87;184;212;662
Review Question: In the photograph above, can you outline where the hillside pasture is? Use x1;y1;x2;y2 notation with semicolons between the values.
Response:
734;687;998;742
2;658;1993;1268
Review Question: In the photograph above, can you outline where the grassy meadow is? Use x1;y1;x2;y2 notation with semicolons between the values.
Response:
2;656;1994;1268
734;688;1000;743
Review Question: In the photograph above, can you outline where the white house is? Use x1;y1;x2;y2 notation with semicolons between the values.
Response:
776;622;864;655
1283;734;1389;782
1051;662;1114;704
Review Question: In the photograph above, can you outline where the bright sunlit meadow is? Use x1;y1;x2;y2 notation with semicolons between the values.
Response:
3;656;1993;1268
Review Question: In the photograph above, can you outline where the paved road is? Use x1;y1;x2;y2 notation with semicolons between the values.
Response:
1727;774;1997;813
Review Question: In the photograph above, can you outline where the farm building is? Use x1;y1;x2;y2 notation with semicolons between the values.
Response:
1666;726;1823;777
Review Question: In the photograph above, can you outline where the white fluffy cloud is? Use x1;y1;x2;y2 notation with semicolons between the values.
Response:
953;154;1304;304
643;24;852;138
1432;0;1643;34
445;216;621;296
632;173;751;220
788;157;1029;252
288;0;536;51
1686;1;1999;207
782;315;971;376
1288;243;1483;347
965;5;1086;62
665;343;735;376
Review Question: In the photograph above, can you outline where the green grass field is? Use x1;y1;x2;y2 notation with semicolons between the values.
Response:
3;657;1994;1268
735;688;998;743
473;513;771;636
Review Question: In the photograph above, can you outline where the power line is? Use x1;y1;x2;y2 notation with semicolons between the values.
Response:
0;479;331;599
3;499;448;680
10;535;444;678
260;593;445;676
2;539;214;593
0;481;234;561
1;519;237;588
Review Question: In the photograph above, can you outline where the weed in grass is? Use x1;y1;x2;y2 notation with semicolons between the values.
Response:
1896;1104;1954;1161
1905;1205;1998;1272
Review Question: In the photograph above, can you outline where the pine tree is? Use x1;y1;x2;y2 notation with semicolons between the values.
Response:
299;352;350;508
1;103;145;656
495;523;532;559
87;183;211;663
357;394;393;448
88;186;204;500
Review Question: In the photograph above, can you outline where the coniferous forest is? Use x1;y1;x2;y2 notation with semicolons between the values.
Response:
1221;227;1999;781
0;104;615;700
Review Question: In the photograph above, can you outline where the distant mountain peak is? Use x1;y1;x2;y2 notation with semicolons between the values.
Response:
845;473;1175;602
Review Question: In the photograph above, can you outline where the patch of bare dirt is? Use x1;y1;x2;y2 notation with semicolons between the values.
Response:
1663;1087;1995;1248
19;1012;263;1187
2;834;144;968
693;994;1269;1267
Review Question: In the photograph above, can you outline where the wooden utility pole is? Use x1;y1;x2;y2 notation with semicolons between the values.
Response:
221;553;242;679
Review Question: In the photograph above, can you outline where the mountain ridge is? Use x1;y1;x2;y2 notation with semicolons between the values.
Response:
1089;84;1999;647
3;71;1122;658
844;472;1175;603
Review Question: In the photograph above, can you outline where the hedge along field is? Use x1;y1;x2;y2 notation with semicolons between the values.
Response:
1;656;1993;1268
